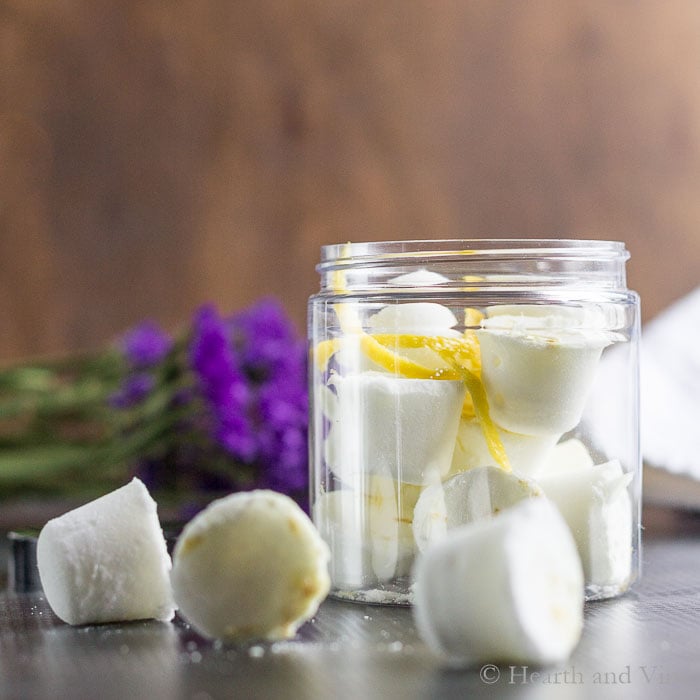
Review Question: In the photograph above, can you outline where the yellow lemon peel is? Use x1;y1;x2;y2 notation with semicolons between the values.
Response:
357;334;455;380
367;334;478;417
313;339;341;371
464;307;485;327
368;334;462;379
458;367;510;471
419;336;510;472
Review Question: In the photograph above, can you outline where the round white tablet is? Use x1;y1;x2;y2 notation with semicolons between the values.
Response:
171;490;330;641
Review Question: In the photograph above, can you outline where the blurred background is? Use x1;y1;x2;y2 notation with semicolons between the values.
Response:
2;0;700;358
3;1;700;583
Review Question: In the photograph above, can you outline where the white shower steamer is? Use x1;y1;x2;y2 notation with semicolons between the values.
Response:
171;490;330;641
37;477;175;625
413;498;584;667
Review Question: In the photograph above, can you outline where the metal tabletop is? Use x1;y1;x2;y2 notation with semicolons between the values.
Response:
1;505;699;700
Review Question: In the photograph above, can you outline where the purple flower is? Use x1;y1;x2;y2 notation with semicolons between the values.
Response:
121;321;173;368
189;304;256;462
181;300;310;506
229;298;302;381
254;356;309;495
109;373;154;408
224;298;309;496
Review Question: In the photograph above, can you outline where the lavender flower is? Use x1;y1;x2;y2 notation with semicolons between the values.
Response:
189;305;256;462
120;300;309;509
226;298;309;498
229;298;301;381
256;375;309;493
108;373;155;408
5;299;311;511
121;321;173;368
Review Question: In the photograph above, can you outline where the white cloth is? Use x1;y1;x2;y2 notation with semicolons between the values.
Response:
586;287;700;508
641;287;700;479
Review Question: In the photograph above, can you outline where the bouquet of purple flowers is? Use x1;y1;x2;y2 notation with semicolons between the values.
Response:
0;299;309;514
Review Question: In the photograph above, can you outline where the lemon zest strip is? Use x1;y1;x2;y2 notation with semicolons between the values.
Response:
358;334;459;380
459;367;511;472
313;339;342;371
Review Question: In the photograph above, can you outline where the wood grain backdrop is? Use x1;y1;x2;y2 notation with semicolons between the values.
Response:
2;1;700;361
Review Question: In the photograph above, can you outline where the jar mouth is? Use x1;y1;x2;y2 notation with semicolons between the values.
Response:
317;239;631;295
320;239;628;265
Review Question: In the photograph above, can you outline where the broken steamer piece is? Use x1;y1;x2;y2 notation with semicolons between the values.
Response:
309;240;641;608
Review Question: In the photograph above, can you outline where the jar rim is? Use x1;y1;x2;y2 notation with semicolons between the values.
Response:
316;239;632;295
320;239;628;266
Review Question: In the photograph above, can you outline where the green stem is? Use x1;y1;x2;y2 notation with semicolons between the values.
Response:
0;379;117;420
0;444;100;482
0;350;122;376
0;405;191;486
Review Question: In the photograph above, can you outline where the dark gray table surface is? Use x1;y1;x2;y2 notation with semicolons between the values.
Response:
1;505;699;700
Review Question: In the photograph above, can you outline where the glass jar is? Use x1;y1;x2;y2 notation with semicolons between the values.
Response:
308;240;640;605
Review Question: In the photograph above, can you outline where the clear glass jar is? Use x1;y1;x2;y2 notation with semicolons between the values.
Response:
308;240;640;605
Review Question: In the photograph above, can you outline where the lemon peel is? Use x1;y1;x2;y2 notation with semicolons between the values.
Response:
368;334;462;380
313;339;341;371
464;307;485;327
357;334;456;380
412;336;509;471
458;368;510;471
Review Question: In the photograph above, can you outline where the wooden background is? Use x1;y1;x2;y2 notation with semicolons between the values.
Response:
2;1;700;361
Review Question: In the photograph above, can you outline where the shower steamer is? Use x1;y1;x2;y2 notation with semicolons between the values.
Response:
37;477;175;625
171;490;330;641
413;498;584;667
